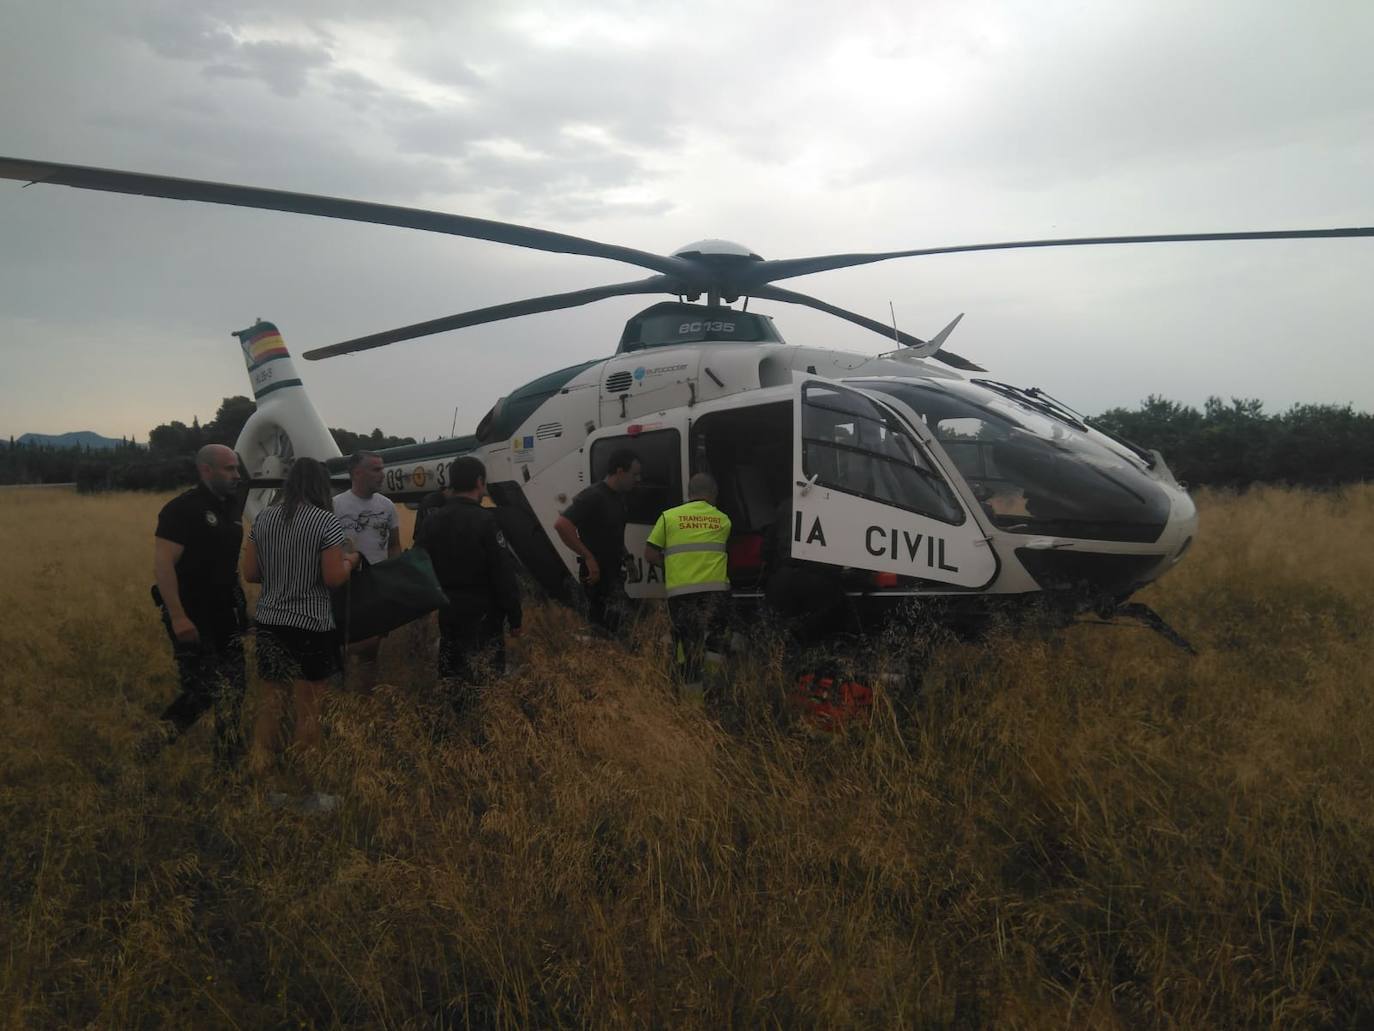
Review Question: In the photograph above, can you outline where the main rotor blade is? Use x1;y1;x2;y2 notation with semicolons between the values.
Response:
750;284;984;371
302;276;679;360
0;156;693;278
745;227;1374;286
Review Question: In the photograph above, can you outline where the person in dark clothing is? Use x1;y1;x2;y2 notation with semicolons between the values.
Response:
144;443;248;767
414;457;522;700
762;496;860;643
413;487;448;534
554;449;641;634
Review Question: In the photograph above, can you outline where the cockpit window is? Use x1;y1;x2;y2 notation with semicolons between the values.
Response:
801;383;964;524
856;379;1172;543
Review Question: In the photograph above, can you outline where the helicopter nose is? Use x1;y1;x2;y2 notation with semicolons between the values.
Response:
1167;491;1199;563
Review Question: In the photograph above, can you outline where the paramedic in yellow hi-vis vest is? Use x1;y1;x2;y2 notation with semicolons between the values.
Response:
644;473;733;693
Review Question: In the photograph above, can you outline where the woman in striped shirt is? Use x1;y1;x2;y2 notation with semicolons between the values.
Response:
243;457;359;782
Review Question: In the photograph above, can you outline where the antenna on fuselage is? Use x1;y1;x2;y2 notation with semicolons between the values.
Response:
889;302;901;347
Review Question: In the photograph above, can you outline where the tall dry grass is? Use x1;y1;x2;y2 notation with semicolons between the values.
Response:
1;485;1373;1028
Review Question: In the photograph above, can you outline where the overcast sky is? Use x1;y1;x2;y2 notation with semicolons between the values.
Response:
2;0;1372;441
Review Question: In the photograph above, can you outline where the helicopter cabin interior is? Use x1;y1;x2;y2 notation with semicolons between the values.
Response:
690;402;793;588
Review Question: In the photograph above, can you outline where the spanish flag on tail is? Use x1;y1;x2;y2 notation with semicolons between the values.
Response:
233;320;303;399
236;321;289;369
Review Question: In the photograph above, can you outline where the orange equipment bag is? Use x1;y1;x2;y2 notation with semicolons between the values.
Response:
788;672;874;732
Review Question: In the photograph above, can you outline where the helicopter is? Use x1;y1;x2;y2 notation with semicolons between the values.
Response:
5;156;1371;648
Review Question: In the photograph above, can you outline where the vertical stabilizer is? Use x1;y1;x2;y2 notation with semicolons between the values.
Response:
235;320;307;401
231;321;341;514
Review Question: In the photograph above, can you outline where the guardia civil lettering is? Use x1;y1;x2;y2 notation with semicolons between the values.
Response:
863;525;959;572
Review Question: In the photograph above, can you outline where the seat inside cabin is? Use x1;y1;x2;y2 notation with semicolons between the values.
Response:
690;402;792;589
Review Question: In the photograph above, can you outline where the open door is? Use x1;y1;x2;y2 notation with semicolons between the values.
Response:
583;424;685;600
791;376;996;588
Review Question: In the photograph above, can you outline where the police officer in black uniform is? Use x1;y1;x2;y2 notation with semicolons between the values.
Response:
145;443;248;766
413;485;448;534
414;456;522;701
553;448;641;634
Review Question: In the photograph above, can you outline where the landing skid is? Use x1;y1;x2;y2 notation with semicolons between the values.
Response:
1078;601;1197;655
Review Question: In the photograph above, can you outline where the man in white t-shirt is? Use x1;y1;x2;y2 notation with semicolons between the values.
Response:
333;451;402;565
333;450;403;689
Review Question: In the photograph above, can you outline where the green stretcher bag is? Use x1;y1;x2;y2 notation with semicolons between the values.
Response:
332;548;449;643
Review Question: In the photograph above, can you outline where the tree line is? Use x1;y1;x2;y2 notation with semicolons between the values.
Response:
3;394;1371;493
1092;396;1374;489
0;396;416;492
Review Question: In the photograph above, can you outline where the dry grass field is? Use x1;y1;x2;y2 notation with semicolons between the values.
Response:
2;485;1373;1028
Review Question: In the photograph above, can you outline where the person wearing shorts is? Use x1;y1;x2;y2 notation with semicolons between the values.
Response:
243;457;359;782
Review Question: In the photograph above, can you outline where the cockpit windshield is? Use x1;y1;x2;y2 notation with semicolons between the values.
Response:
857;379;1173;543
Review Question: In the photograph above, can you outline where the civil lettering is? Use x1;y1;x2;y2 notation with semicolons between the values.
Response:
937;538;960;572
865;525;885;557
862;525;958;572
903;530;923;561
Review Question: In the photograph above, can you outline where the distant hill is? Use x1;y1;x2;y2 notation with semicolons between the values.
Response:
16;431;134;450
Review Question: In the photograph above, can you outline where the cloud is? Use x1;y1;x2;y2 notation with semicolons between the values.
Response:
831;4;1374;197
130;6;337;96
387;106;674;221
137;8;237;61
327;68;431;116
490;189;674;223
203;38;335;97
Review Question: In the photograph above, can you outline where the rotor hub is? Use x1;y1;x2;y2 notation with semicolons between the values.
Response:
671;239;764;262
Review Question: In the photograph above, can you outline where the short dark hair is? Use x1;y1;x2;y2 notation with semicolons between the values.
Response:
605;449;638;476
348;450;381;472
449;456;486;491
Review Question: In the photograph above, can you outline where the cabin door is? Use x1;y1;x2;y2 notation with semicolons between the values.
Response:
790;376;996;588
583;425;685;600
